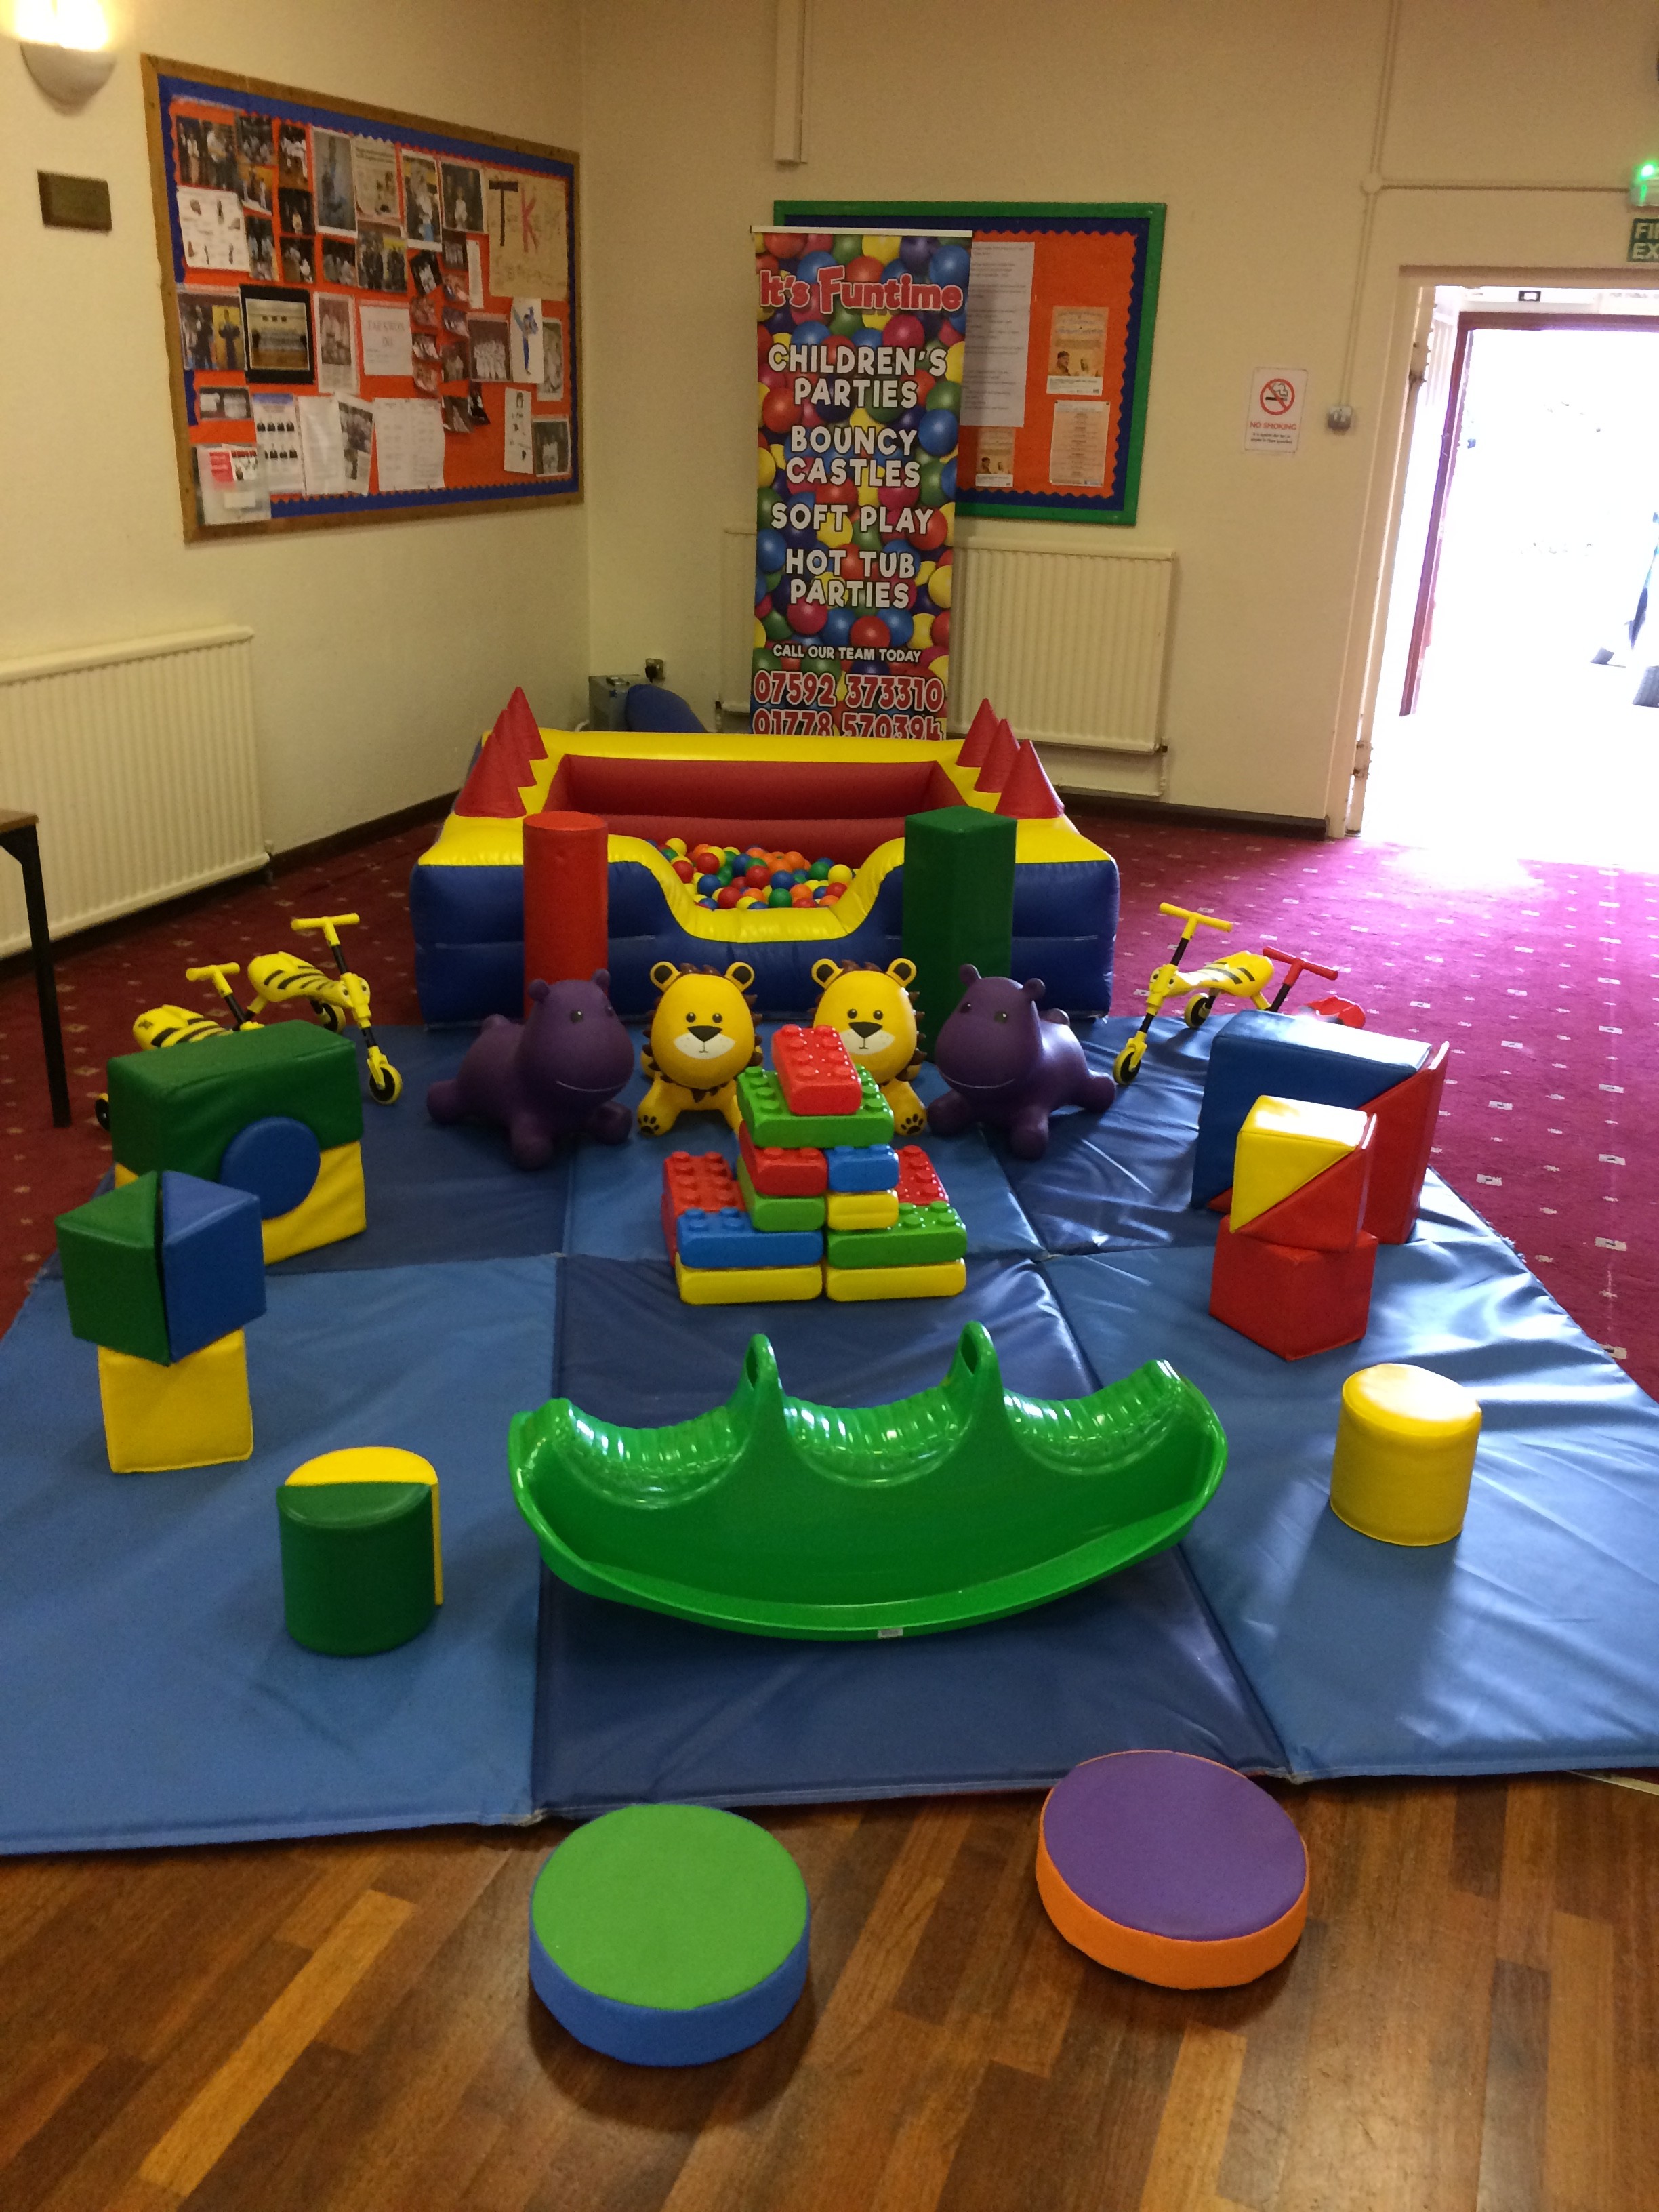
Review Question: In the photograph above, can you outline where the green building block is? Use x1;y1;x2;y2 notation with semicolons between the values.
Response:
901;806;1017;1053
277;1481;436;1656
107;1023;363;1181
511;1323;1227;1641
735;1158;825;1233
824;1198;968;1271
737;1064;895;1151
56;1171;171;1364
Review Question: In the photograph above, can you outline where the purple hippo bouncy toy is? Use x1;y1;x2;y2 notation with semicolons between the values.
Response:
426;972;634;1168
926;966;1115;1160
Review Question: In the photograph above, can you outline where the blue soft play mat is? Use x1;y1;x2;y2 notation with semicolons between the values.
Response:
3;1017;1658;1853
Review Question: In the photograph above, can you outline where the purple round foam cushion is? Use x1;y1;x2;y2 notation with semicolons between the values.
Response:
1042;1750;1306;1943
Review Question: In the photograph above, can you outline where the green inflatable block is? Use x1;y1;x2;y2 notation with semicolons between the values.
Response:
511;1323;1227;1641
107;1023;363;1183
901;806;1017;1053
56;1171;171;1364
824;1198;968;1271
277;1479;436;1655
736;1064;894;1151
735;1158;825;1233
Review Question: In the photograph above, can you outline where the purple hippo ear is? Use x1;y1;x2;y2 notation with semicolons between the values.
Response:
591;968;611;990
529;978;550;1002
959;963;982;985
1021;977;1047;1002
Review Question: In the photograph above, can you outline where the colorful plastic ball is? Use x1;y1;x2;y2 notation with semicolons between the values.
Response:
671;858;695;883
930;243;970;291
849;615;890;649
828;863;853;884
761;388;800;434
900;235;935;275
770;871;794;890
823;607;858;647
766;887;792;907
693;872;718;895
664;836;687;855
741;865;766;890
917;408;958;458
883;312;925;352
808;858;832;879
712;885;739;908
883;609;914;649
787;600;828;637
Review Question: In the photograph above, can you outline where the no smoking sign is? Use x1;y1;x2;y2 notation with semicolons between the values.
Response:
1245;364;1308;453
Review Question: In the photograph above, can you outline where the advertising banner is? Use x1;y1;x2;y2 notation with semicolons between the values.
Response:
752;227;971;741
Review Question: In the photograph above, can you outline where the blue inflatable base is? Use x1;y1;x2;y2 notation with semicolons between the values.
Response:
529;1908;811;2066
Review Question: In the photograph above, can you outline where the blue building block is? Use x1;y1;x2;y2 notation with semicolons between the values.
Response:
160;1171;266;1361
676;1206;824;1272
826;1144;900;1195
1192;1012;1431;1209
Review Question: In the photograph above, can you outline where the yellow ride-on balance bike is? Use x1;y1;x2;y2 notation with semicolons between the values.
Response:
1112;904;1342;1086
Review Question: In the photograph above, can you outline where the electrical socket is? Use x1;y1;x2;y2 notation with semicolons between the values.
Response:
644;657;665;684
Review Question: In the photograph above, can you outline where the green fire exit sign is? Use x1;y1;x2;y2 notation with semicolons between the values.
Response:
1629;216;1659;260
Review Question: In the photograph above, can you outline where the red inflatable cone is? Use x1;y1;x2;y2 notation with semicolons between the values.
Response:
977;716;1019;792
958;698;999;769
455;687;545;817
995;739;1065;819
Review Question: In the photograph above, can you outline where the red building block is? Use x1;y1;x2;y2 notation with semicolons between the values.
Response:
773;1025;863;1116
738;1122;827;1197
1210;1223;1378;1361
896;1146;948;1209
1231;1118;1374;1253
661;1152;741;1258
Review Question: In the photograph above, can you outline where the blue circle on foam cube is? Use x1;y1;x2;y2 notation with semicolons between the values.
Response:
218;1115;321;1219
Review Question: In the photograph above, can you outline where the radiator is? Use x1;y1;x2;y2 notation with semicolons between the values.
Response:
0;627;266;956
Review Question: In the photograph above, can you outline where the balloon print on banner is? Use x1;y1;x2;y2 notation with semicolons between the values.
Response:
752;228;971;742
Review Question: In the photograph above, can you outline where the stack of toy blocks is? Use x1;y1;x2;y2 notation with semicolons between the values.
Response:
56;1169;266;1471
661;1026;966;1304
1208;1096;1378;1359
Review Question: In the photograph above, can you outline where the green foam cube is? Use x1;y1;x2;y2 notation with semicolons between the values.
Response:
56;1172;172;1364
106;1023;363;1181
901;807;1017;1054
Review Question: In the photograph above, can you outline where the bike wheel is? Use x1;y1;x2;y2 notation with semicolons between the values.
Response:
1183;994;1216;1029
312;1000;346;1032
367;1057;403;1105
1113;1036;1147;1085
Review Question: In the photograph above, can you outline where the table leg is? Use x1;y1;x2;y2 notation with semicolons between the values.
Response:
0;825;72;1128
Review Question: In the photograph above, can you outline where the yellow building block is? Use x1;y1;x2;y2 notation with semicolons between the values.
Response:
117;1141;365;1264
825;1187;901;1231
673;1254;823;1305
286;1446;443;1601
824;1258;967;1303
97;1330;253;1473
1230;1097;1370;1233
1329;1363;1482;1546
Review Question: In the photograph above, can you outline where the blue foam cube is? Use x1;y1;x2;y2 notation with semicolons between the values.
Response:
1193;1012;1431;1208
826;1144;899;1194
160;1170;266;1359
676;1206;823;1271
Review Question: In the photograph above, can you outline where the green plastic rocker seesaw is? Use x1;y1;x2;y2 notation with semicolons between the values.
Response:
509;1324;1227;1640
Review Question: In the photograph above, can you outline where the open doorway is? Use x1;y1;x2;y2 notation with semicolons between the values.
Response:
1363;286;1659;865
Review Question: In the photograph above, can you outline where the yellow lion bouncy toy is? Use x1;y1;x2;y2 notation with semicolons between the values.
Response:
638;960;760;1135
809;956;926;1135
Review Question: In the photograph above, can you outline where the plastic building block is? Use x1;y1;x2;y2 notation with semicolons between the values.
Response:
1329;1364;1482;1547
279;1446;441;1654
56;1172;171;1365
1233;1122;1374;1253
895;1146;949;1208
825;1187;901;1231
672;1254;823;1305
773;1024;863;1117
1229;1097;1371;1233
529;1805;811;2065
97;1329;252;1473
826;1143;899;1194
661;1151;741;1257
825;1199;967;1272
259;1141;365;1264
159;1172;266;1361
737;1123;827;1197
107;1021;363;1183
510;1323;1227;1639
1209;1223;1378;1360
824;1258;968;1302
677;1206;823;1271
735;1158;825;1233
901;806;1018;1053
736;1064;894;1151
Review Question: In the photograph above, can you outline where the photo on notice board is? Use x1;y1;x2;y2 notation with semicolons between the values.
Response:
532;417;570;480
241;166;273;215
537;316;565;403
313;129;356;234
440;161;483;232
178;187;249;272
240;285;313;381
245;213;276;281
409;248;443;299
354;140;401;224
468;314;508;381
356;224;407;295
280;236;315;285
403;153;441;243
236;113;274;169
319;236;357;287
201;118;241;192
278;187;313;237
276;122;310;186
441;395;472;434
315;292;357;394
338;397;375;487
439;335;470;383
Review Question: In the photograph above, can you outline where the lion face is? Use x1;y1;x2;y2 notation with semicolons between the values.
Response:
647;962;757;1087
809;958;918;1086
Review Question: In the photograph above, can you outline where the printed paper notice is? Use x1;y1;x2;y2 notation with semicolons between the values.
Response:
466;237;485;310
372;396;445;491
298;396;349;495
358;303;413;380
484;170;568;299
1048;400;1109;487
1046;306;1107;396
178;187;250;272
314;294;357;394
196;445;269;525
1244;366;1307;453
973;425;1015;489
503;386;532;474
960;239;1035;428
251;394;304;493
339;398;374;490
509;299;544;388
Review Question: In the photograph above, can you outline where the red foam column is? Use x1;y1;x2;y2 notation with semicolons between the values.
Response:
523;809;609;1015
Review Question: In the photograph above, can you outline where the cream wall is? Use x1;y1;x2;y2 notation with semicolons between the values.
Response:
0;0;588;853
579;0;1659;828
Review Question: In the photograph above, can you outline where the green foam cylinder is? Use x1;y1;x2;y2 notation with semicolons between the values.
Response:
901;807;1017;1054
277;1480;436;1655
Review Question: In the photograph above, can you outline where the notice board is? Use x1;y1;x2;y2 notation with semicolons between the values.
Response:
144;56;580;539
775;201;1162;526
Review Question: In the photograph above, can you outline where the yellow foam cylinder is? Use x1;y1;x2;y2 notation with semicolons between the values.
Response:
1329;1364;1482;1545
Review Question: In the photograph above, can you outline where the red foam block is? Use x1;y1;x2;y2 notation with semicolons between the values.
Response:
773;1024;862;1115
1209;1225;1378;1361
1232;1118;1374;1252
739;1122;827;1197
1361;1044;1448;1244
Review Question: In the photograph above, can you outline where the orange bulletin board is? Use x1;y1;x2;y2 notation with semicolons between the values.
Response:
777;202;1162;525
144;56;580;539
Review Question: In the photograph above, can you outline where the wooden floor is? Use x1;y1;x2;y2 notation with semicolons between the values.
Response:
1;1775;1650;2212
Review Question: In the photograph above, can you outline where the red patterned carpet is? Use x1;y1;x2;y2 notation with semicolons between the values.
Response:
1;806;1652;1399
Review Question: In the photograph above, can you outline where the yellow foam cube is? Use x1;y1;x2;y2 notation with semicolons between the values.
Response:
1230;1097;1370;1232
97;1329;253;1473
825;1187;901;1231
673;1254;823;1305
1330;1363;1482;1546
824;1258;967;1303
